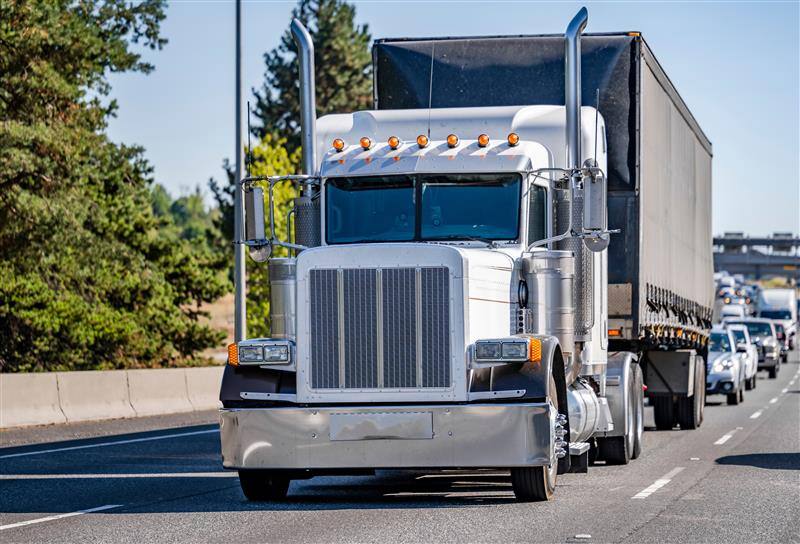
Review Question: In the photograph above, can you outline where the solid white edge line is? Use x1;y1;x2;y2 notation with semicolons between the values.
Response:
0;429;218;460
0;472;236;480
632;467;684;499
0;504;122;531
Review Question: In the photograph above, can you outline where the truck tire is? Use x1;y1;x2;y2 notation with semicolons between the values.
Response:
598;436;629;465
631;364;644;460
676;365;704;430
652;396;674;430
238;470;290;501
511;376;559;501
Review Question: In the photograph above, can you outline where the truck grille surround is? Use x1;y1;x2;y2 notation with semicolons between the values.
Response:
309;266;451;390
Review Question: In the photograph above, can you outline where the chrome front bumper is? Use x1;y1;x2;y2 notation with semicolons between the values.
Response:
220;403;554;470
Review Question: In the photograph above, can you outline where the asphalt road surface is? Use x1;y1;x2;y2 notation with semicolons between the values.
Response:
2;354;799;543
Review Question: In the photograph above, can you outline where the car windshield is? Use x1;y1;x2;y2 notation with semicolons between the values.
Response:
325;173;525;244
729;321;773;338
709;333;731;352
759;310;791;320
730;329;747;343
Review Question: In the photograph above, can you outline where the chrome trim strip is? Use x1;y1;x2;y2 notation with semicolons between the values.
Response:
240;392;298;402
337;268;345;387
467;389;526;401
376;268;384;388
415;267;423;388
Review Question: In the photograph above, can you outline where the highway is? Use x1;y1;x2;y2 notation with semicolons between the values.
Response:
1;354;798;544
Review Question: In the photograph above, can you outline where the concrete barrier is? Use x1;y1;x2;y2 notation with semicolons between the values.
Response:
127;368;194;417
0;373;66;428
0;366;225;429
186;367;224;410
56;370;136;423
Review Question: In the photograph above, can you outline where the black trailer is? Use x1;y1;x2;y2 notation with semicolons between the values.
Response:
372;33;714;429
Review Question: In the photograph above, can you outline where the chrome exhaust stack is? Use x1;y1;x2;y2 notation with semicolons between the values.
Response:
290;19;320;248
565;7;588;175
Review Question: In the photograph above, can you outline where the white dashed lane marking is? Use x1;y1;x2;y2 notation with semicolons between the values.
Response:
750;410;764;419
714;427;742;445
0;504;122;531
632;467;685;499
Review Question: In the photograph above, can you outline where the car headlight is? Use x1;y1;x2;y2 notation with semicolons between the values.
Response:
713;359;735;372
238;345;263;363
475;342;502;360
264;344;290;363
474;338;541;363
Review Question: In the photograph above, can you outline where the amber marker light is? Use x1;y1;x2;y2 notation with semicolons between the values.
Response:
388;136;400;149
332;138;345;152
507;132;520;146
446;134;459;148
477;134;490;147
227;343;239;366
416;134;429;148
608;328;622;337
359;137;372;150
528;338;542;363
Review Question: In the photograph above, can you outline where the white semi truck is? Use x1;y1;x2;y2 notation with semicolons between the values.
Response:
219;8;714;501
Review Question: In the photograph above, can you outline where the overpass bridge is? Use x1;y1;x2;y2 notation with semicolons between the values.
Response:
713;233;799;282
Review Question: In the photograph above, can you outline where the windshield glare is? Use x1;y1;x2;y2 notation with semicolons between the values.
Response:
729;321;773;338
759;310;791;320
710;333;731;352
325;173;524;244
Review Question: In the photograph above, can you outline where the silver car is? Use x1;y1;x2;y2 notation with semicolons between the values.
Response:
725;318;781;379
727;324;758;390
706;328;746;405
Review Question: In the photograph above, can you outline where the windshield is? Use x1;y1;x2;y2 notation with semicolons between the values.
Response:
710;333;732;352
729;321;773;338
731;329;747;343
759;310;791;320
325;173;525;244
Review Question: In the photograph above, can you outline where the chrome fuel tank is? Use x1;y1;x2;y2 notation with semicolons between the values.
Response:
522;250;576;355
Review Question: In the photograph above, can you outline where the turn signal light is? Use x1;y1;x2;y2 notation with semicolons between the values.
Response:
332;138;345;152
446;134;459;148
416;134;429;148
227;343;239;366
528;338;542;363
608;328;622;337
477;134;490;147
388;136;400;149
359;137;372;150
507;132;520;146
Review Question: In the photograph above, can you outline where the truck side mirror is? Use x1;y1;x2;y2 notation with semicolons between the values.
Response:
582;160;609;252
244;186;271;262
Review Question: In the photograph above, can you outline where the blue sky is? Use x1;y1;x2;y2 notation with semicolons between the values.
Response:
107;0;799;235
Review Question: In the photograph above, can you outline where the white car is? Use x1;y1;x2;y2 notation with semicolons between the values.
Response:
727;324;758;390
706;327;747;405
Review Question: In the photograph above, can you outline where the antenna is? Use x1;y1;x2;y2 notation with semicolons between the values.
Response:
426;43;435;139
246;101;254;178
593;88;600;164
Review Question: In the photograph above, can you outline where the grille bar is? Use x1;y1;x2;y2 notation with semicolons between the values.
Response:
309;266;451;391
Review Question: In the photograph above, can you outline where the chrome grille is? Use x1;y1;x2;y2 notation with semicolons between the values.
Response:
309;266;451;390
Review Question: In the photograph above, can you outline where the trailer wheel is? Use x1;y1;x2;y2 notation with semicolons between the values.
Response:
652;396;674;430
511;376;558;501
238;470;290;501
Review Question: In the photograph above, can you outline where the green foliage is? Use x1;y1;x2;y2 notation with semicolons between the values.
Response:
252;0;372;148
0;0;228;371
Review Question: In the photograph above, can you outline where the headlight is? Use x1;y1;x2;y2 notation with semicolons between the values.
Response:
264;344;290;363
713;359;735;372
476;342;502;360
238;345;263;363
501;342;528;360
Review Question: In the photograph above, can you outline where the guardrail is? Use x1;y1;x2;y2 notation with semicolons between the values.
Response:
0;367;224;429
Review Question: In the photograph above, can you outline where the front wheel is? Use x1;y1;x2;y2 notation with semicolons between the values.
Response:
745;375;754;390
726;391;740;405
510;465;556;501
238;470;291;501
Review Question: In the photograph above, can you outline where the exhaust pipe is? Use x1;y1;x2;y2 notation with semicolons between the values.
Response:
290;19;320;247
565;7;588;172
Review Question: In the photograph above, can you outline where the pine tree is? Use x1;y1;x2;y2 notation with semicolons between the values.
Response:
252;0;372;150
